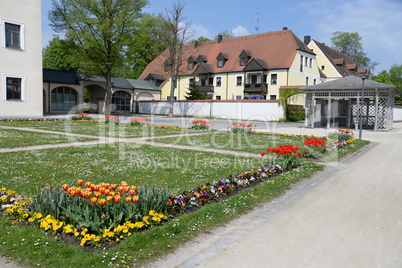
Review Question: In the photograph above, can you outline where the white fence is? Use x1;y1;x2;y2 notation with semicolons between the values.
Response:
138;100;283;121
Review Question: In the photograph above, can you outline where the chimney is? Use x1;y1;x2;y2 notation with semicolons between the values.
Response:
194;41;198;48
283;27;288;30
217;34;223;44
304;35;311;45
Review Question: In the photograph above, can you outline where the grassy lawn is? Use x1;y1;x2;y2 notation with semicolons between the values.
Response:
0;120;100;127
0;128;95;148
0;127;368;267
42;124;200;137
154;132;321;154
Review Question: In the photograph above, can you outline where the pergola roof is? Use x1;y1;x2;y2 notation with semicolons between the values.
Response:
299;75;399;95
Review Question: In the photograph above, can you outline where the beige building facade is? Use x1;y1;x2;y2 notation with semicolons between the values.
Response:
0;0;43;118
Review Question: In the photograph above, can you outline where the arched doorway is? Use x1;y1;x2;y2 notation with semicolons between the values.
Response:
51;86;77;112
112;91;131;112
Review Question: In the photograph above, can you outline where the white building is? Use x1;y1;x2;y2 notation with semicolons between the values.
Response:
0;0;43;118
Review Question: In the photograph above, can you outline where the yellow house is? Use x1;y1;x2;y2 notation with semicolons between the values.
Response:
306;37;366;81
139;28;321;102
0;0;43;118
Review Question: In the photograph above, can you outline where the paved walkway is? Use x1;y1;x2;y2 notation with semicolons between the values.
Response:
1;117;401;267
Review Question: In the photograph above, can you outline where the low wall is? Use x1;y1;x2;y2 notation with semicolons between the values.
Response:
394;106;402;121
138;100;283;121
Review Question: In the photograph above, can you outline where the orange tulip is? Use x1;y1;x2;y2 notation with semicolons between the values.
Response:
85;182;92;188
117;186;124;194
125;197;132;203
62;184;69;191
133;195;139;203
98;198;106;206
109;191;116;197
114;195;121;204
104;189;110;196
91;197;97;205
77;179;83;186
129;189;136;196
110;184;117;190
106;196;113;203
94;191;101;198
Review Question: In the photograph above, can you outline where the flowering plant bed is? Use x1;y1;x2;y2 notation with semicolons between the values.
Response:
104;115;121;125
188;120;212;130
227;122;257;134
130;117;150;127
71;114;93;121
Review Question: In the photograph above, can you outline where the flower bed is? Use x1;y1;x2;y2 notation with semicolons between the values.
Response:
130;117;150;127
227;122;257;134
1;130;357;248
188;120;212;130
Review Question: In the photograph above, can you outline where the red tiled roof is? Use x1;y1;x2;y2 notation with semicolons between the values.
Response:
139;29;314;80
312;40;358;77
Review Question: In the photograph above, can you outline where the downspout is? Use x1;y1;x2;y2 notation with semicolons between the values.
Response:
226;72;229;99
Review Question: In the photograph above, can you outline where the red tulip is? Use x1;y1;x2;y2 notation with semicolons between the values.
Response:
91;197;97;205
62;184;69;191
77;180;83;186
125;197;132;203
133;196;139;203
260;152;265;157
98;198;106;206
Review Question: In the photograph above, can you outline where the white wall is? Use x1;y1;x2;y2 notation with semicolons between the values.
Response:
0;0;43;118
139;100;283;121
394;106;402;121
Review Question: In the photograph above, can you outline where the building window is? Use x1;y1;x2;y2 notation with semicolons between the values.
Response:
305;57;308;66
251;74;258;84
209;77;214;86
216;77;222;87
309;58;313;68
215;95;222;100
188;61;194;70
270;74;277;85
306;77;309;85
217;59;224;68
201;77;206;86
234;95;242;100
321;65;325;70
5;76;23;100
236;76;242;86
51;87;77;111
112;91;131;112
240;57;248;66
189;78;194;85
300;55;304;72
313;79;316;85
2;20;24;49
270;95;277;100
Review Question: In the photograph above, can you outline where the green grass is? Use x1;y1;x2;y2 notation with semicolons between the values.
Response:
0;143;259;195
0;120;100;127
0;128;95;148
154;132;320;154
0;126;369;267
42;124;200;137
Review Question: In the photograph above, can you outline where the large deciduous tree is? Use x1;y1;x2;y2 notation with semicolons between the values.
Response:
331;31;378;72
159;2;191;117
372;64;402;104
49;0;146;114
42;36;79;72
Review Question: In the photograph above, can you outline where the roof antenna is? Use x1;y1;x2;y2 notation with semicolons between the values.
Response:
251;12;269;34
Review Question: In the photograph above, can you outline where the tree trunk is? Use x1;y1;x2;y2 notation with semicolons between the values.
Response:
168;75;176;117
104;66;113;115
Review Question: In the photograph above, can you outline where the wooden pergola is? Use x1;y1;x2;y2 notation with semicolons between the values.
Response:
299;76;399;131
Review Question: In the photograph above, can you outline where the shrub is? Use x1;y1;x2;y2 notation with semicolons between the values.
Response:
286;105;305;122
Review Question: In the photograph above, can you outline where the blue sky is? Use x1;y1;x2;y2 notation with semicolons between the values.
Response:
41;0;402;74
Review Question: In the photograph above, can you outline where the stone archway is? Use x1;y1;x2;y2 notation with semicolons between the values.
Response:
85;84;106;113
51;86;78;112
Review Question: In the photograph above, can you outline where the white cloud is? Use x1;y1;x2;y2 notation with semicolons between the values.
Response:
190;24;212;39
300;0;402;73
232;25;250;37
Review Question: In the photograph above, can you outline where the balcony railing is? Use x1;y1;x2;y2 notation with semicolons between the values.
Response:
244;83;268;94
198;85;214;93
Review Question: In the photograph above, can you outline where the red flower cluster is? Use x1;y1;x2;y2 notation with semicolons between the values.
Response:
230;122;256;128
337;129;354;135
302;137;326;147
61;180;139;205
105;115;121;121
191;120;210;126
267;144;301;157
131;117;150;122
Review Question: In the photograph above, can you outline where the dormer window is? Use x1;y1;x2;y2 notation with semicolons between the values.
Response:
164;59;171;73
187;57;195;70
239;50;250;66
216;53;227;68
